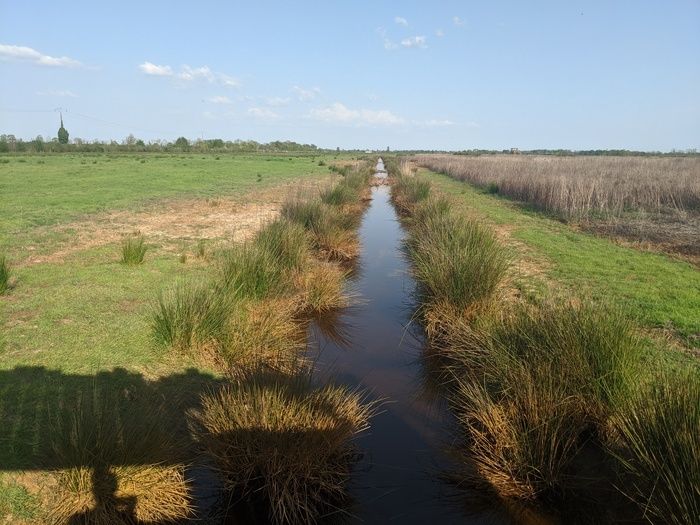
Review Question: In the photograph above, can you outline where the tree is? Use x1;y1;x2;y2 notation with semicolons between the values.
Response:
57;113;69;144
174;137;189;150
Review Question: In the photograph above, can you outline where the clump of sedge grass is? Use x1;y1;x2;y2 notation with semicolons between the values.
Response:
449;300;644;501
407;209;510;311
218;299;305;378
254;218;310;271
219;242;286;300
282;200;358;261
120;234;147;265
321;182;358;206
296;262;350;314
0;255;10;294
612;367;700;525
192;373;372;525
392;175;431;214
47;384;192;524
152;280;232;352
196;239;206;258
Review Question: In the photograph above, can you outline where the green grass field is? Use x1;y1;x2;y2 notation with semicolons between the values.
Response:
0;153;337;521
421;168;700;350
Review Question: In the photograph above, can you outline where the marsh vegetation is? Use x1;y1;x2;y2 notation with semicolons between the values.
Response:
388;157;700;524
418;154;700;263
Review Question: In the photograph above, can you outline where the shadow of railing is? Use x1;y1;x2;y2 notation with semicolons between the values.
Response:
0;365;222;523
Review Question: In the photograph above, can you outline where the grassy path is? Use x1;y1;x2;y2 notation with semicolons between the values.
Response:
423;168;700;350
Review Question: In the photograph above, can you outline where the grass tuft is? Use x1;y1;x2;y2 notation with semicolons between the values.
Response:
120;234;147;265
152;280;232;352
193;373;372;524
449;300;645;501
218;300;305;378
407;208;510;310
0;255;10;294
219;242;286;300
297;263;350;314
612;367;700;525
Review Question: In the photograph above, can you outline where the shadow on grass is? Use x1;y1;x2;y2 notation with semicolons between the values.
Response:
0;366;222;524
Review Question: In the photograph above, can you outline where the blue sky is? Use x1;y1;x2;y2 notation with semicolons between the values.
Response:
1;1;699;150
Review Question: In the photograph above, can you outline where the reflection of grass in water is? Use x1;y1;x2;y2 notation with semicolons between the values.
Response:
193;372;373;525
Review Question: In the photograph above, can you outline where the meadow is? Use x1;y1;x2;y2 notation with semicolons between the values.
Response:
0;153;374;523
1;152;698;524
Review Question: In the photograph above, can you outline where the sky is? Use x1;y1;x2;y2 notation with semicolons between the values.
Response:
1;1;699;151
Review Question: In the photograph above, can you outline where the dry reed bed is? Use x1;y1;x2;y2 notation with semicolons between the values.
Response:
416;154;700;219
387;157;699;524
49;162;375;524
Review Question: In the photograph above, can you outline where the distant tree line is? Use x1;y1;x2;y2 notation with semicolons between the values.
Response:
0;134;321;154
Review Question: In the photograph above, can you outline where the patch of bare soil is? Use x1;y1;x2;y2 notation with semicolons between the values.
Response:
23;181;324;266
578;212;700;267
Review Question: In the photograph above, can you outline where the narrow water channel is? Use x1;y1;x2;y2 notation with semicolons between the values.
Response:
308;159;505;524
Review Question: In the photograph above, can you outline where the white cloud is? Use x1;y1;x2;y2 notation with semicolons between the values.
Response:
219;74;240;88
377;27;398;50
401;36;427;48
179;65;214;82
424;119;455;127
208;96;232;105
139;61;240;87
292;85;321;101
310;102;404;126
248;107;279;119
453;16;464;26
436;29;445;37
36;89;78;98
394;16;408;26
138;61;173;76
0;44;82;67
266;96;291;107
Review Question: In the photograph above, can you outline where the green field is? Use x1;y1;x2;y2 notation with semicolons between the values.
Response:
421;168;700;350
0;154;337;520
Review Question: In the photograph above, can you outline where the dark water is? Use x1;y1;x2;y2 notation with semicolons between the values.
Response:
308;160;507;524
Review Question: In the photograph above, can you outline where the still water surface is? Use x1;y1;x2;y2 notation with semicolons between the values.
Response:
308;160;507;524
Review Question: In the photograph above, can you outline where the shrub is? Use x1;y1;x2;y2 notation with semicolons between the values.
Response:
486;182;499;194
120;234;147;265
192;373;372;524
